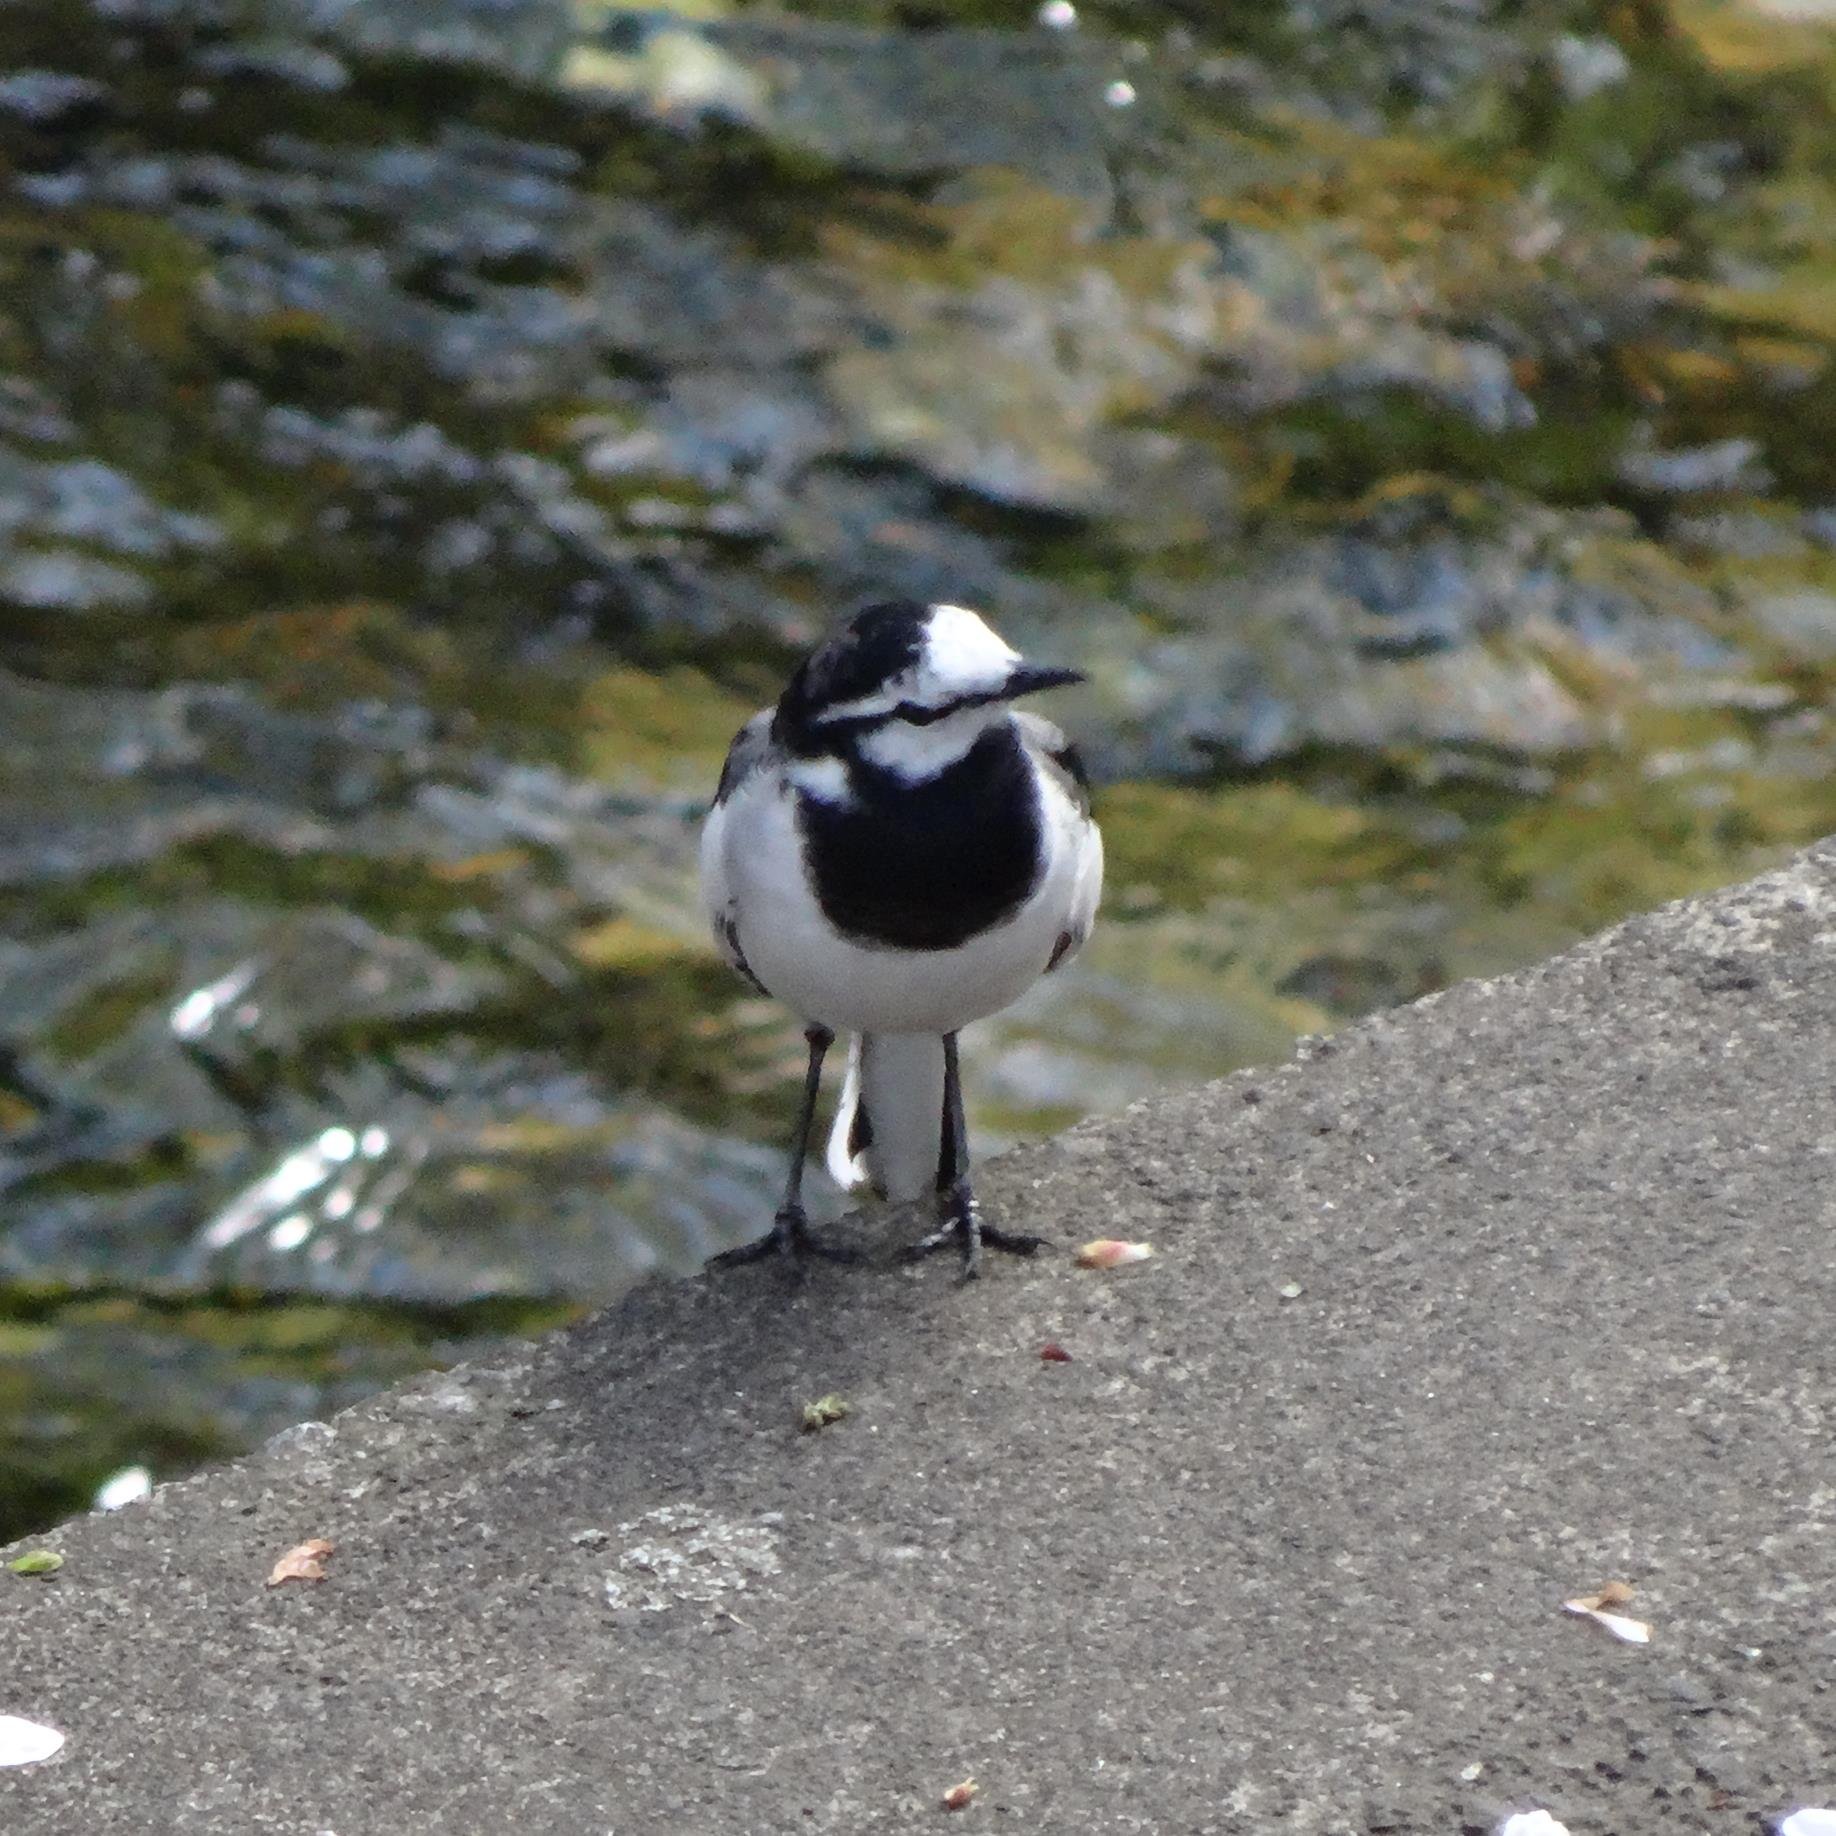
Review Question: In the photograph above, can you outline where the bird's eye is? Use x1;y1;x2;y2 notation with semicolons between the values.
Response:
898;690;1002;726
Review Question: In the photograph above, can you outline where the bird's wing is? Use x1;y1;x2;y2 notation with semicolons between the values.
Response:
1016;711;1092;816
712;709;775;809
699;710;775;989
1016;712;1103;974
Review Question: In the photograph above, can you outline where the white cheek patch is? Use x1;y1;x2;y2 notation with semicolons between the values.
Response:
920;603;1018;700
858;705;995;779
787;755;852;803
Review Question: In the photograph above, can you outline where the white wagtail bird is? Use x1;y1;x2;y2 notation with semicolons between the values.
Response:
700;600;1103;1277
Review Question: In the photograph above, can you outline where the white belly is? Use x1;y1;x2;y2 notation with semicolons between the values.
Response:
711;774;1089;1035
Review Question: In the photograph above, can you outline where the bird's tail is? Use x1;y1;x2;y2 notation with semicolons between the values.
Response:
824;1032;946;1204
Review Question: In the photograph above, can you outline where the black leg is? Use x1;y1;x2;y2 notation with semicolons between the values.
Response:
710;1024;858;1269
900;1032;1049;1278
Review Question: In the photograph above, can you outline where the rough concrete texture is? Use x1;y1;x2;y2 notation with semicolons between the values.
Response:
8;844;1836;1835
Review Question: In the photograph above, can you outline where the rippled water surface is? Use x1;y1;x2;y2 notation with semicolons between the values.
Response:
5;0;1836;1537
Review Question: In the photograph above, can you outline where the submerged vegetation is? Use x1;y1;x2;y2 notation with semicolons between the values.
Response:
4;0;1836;1535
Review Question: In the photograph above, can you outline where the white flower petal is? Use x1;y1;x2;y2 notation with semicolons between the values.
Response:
0;1716;65;1768
1591;1608;1651;1644
1499;1813;1572;1836
1562;1598;1651;1644
1780;1812;1836;1836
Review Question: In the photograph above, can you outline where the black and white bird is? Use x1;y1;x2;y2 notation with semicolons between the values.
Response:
700;599;1103;1277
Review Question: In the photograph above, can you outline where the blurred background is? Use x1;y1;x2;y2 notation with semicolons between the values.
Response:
4;0;1836;1538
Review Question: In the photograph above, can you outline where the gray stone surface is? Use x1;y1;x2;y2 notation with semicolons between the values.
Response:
7;843;1836;1834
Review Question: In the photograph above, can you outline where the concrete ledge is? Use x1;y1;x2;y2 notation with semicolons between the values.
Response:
7;843;1836;1834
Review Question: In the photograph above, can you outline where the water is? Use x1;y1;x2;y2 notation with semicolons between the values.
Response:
4;0;1836;1539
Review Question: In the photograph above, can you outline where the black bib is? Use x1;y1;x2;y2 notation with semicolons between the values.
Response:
797;725;1043;951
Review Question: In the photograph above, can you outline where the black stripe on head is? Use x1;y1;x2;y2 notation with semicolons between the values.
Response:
773;601;929;752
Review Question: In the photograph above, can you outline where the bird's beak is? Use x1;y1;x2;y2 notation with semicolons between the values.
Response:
1001;662;1085;700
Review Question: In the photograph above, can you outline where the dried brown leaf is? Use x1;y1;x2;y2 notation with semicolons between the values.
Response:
266;1538;335;1587
1561;1580;1650;1645
1074;1239;1154;1270
1566;1579;1637;1613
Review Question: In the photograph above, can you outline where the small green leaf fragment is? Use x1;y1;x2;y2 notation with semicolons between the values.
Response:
800;1394;850;1432
8;1551;64;1577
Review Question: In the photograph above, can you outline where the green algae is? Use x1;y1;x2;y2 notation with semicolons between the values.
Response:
1100;779;1424;915
576;665;758;791
0;1288;577;1542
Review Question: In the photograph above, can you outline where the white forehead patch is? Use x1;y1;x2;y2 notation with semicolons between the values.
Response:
811;602;1019;727
919;603;1019;700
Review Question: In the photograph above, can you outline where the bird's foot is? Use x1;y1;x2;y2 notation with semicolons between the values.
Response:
899;1186;1050;1280
708;1204;860;1272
